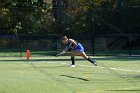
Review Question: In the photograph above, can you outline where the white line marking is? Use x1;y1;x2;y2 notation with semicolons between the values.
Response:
41;61;140;73
109;67;140;72
79;65;140;73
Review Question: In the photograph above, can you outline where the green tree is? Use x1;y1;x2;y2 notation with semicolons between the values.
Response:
0;0;140;35
0;0;54;35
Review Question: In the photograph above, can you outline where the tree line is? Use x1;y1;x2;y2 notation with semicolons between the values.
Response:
0;0;140;36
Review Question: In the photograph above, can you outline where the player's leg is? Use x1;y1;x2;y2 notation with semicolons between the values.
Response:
70;51;80;67
75;43;97;66
79;52;97;66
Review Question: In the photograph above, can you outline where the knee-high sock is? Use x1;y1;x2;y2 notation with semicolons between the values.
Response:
87;57;95;63
71;57;75;65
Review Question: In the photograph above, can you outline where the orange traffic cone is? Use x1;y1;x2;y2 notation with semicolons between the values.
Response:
26;50;30;60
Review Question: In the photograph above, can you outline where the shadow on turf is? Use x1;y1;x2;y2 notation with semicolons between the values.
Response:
0;56;140;62
132;75;140;79
0;58;83;62
106;89;140;91
95;56;140;61
60;75;89;81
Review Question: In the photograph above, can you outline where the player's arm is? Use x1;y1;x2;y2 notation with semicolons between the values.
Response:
68;39;77;48
56;46;69;57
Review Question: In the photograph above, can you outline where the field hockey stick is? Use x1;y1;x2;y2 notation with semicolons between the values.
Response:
56;51;66;57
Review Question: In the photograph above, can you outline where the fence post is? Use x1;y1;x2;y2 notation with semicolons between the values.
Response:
20;40;23;57
56;36;59;55
91;0;95;56
128;37;132;56
92;38;95;56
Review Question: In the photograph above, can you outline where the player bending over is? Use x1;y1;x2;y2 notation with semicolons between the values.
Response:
56;36;97;67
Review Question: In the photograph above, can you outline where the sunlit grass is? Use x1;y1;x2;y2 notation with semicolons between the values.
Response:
0;56;139;93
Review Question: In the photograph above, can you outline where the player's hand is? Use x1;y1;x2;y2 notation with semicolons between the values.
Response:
56;54;60;57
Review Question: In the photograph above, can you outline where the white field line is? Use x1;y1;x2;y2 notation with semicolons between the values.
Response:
45;61;140;73
79;65;140;73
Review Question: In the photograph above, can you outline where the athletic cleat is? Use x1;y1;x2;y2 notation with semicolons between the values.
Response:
70;65;76;67
93;61;97;66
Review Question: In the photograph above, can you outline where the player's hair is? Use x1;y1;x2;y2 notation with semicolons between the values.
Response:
62;36;68;40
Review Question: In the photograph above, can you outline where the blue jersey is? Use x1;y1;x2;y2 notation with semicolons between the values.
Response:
67;40;84;52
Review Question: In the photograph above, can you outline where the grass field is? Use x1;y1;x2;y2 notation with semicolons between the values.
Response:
0;56;140;93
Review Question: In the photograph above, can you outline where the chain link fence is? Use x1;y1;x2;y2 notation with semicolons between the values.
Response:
0;1;140;57
0;34;139;57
